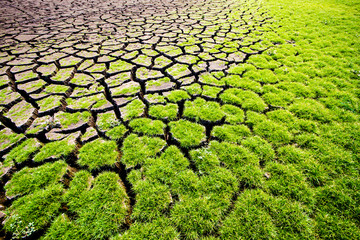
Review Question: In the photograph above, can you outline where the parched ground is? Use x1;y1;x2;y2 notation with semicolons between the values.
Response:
0;0;359;239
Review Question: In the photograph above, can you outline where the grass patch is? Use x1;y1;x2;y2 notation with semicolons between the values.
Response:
33;138;75;162
149;103;178;120
169;120;205;148
4;184;64;239
184;98;224;122
58;171;130;239
5;161;67;196
212;124;251;144
6;138;40;163
129;118;165;135
121;134;166;167
78;139;118;170
220;88;267;112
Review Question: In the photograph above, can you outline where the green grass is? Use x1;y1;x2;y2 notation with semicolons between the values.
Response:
184;98;224;122
165;90;190;103
33;138;75;162
6;138;40;163
129;118;165;135
220;88;267;112
219;189;314;239
112;218;179;240
121;99;145;121
121;134;166;167
78;139;118;170
4;184;64;239
56;111;91;128
48;171;130;239
212;124;251;144
148;103;178;120
105;124;129;140
169;120;206;148
5;161;67;196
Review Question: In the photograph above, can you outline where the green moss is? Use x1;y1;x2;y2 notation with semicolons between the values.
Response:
78;139;118;170
220;88;267;112
33;138;75;162
121;134;166;167
6;138;40;163
4;184;64;239
212;124;251;144
165;90;190;103
149;103;178;120
129;118;165;135
184;98;224;122
169;120;205;148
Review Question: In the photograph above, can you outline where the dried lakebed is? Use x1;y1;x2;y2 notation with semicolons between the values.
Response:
0;0;359;239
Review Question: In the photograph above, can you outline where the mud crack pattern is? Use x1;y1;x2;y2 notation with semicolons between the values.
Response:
0;0;317;239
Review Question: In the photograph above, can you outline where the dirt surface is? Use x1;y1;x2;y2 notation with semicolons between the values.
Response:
0;0;202;45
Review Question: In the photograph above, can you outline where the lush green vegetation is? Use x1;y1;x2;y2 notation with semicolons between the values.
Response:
78;139;118;170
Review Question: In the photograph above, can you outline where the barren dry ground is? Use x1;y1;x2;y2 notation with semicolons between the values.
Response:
0;0;359;239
